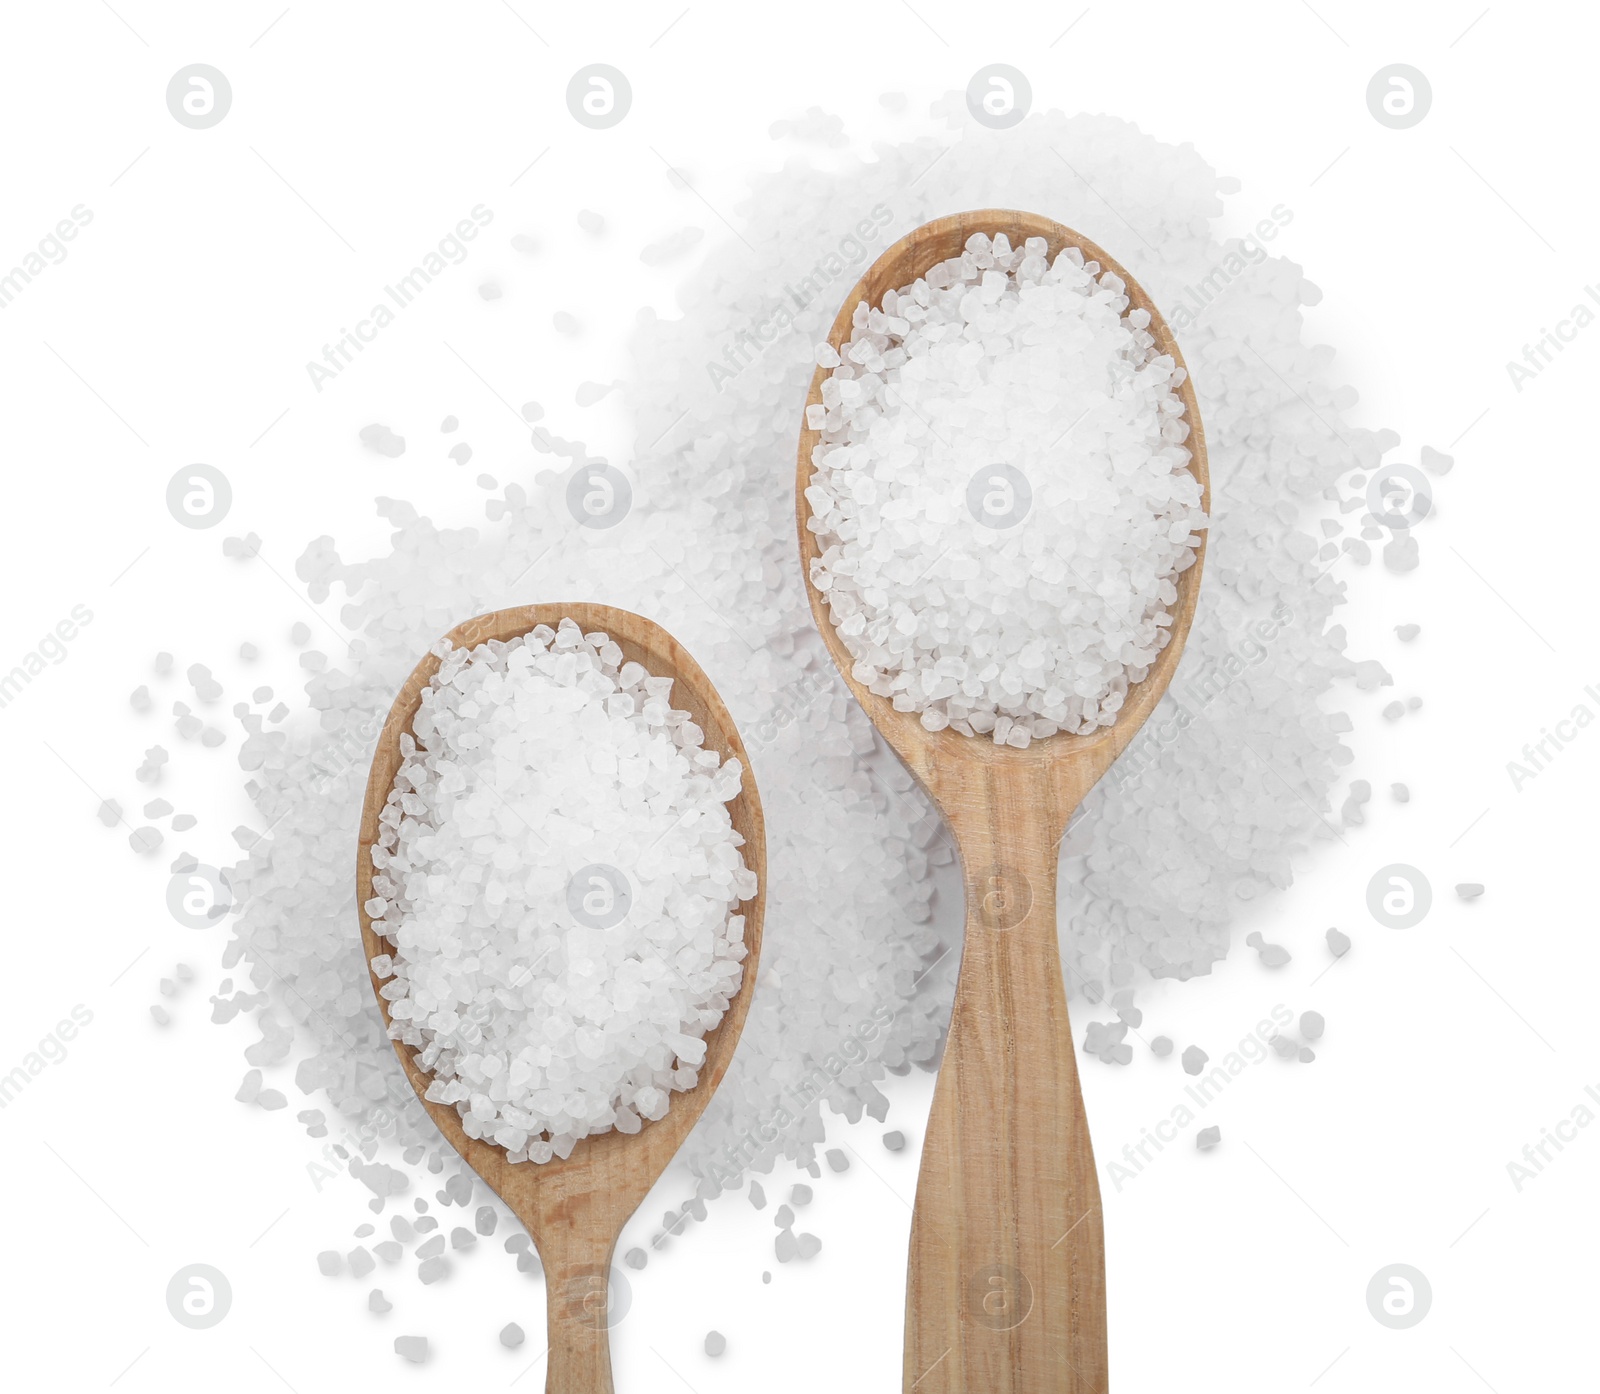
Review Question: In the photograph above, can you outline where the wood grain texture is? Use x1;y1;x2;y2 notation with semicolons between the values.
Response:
357;603;765;1394
795;211;1209;1393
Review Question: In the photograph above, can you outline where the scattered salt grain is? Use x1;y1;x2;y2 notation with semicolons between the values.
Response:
641;228;705;266
1195;1125;1220;1151
130;685;151;712
1383;701;1405;721
1392;783;1410;803
417;1256;448;1284
153;651;173;675
1384;535;1420;573
1456;883;1485;901
748;1181;766;1209
500;1322;524;1348
359;424;406;458
289;622;310;646
623;1247;647;1270
1181;1046;1208;1076
1299;1011;1325;1040
257;1088;287;1110
774;1229;797;1263
375;1241;401;1262
552;311;579;335
129;826;162;854
1245;932;1290;968
1326;928;1351;956
393;1335;428;1364
478;280;501;301
316;1251;343;1276
1395;624;1420;641
349;1247;375;1279
1150;1036;1173;1057
577;209;605;235
149;1004;170;1025
882;1130;906;1151
796;1233;822;1259
96;800;121;828
1420;446;1454;475
790;1184;812;1206
705;1330;727;1357
1298;1047;1316;1063
574;380;613;406
368;1289;391;1313
475;1206;497;1236
450;1227;476;1250
1341;780;1372;825
825;1149;849;1173
774;1204;794;1230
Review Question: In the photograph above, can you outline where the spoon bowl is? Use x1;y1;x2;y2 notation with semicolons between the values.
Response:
796;210;1208;1392
357;602;765;1394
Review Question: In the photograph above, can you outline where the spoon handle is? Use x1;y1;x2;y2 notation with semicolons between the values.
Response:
904;796;1107;1393
541;1236;619;1394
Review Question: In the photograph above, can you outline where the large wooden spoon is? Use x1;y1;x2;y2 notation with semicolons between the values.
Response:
356;602;765;1393
796;211;1208;1392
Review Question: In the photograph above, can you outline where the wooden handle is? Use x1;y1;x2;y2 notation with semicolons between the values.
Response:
904;779;1107;1393
542;1238;619;1394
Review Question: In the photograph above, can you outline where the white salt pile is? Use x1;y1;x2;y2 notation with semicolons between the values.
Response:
366;619;756;1162
805;233;1205;743
207;99;1402;1208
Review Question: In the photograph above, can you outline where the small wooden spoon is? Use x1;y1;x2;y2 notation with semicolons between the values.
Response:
356;602;765;1394
796;211;1208;1393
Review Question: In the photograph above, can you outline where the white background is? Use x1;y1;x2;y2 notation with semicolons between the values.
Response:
0;1;1593;1390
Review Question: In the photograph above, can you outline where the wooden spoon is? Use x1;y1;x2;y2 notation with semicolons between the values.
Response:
796;211;1208;1393
356;602;766;1394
